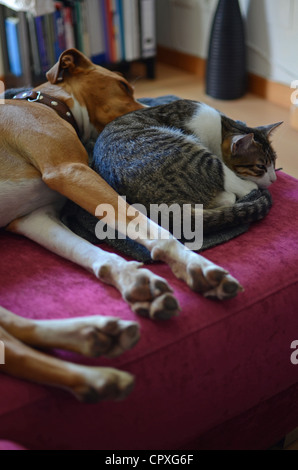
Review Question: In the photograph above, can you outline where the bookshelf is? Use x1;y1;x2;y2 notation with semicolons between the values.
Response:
0;0;156;88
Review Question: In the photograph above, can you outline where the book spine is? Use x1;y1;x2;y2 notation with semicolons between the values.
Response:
117;0;125;62
0;0;156;83
80;0;90;57
5;16;22;76
73;0;84;52
122;0;134;62
101;0;110;63
0;6;9;76
63;5;76;49
54;2;66;60
44;13;56;67
131;0;140;61
0;41;4;79
139;0;156;59
35;15;50;74
110;0;122;62
85;0;106;65
18;11;32;84
27;12;42;76
104;0;116;63
0;7;6;80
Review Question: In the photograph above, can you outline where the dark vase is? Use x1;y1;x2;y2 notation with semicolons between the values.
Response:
206;0;247;100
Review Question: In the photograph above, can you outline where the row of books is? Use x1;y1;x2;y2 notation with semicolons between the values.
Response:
0;0;156;82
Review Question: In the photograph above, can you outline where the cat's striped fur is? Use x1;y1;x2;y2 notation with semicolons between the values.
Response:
93;100;281;236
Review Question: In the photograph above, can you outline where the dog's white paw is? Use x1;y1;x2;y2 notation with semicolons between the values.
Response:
72;366;135;403
114;262;180;320
74;317;141;358
152;240;243;300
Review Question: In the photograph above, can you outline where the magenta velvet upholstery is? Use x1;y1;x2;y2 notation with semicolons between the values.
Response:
0;172;298;450
0;440;27;450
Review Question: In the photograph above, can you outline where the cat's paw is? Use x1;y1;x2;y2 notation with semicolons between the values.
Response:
238;188;262;203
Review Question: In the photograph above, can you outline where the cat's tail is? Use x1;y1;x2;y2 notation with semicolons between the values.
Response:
193;189;273;234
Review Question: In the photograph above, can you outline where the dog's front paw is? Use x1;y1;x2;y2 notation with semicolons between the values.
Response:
110;262;180;320
186;260;243;300
152;240;243;300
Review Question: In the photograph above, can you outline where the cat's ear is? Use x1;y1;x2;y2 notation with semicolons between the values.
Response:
257;122;283;137
231;134;255;155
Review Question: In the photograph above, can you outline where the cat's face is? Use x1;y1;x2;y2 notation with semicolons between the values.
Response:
222;122;283;189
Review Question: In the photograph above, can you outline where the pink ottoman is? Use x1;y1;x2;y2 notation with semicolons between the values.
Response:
0;440;27;450
0;172;298;450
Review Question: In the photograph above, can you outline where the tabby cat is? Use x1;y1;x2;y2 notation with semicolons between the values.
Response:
93;99;282;237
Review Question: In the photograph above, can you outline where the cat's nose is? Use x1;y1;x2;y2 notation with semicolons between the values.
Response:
268;166;277;183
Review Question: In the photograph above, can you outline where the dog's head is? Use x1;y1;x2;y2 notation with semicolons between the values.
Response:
46;49;144;133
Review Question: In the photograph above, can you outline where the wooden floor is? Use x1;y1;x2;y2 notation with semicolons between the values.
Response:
286;440;298;450
133;63;298;179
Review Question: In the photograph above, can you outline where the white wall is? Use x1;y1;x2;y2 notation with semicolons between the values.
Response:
156;0;298;86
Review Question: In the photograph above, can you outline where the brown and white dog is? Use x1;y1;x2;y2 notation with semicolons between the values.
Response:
0;49;241;402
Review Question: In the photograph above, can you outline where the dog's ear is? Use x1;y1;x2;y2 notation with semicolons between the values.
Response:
46;49;93;84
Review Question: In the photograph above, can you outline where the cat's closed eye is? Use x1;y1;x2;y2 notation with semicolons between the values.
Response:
256;164;267;171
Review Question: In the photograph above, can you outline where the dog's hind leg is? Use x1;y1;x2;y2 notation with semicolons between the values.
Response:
0;323;135;402
7;204;180;320
0;306;139;358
